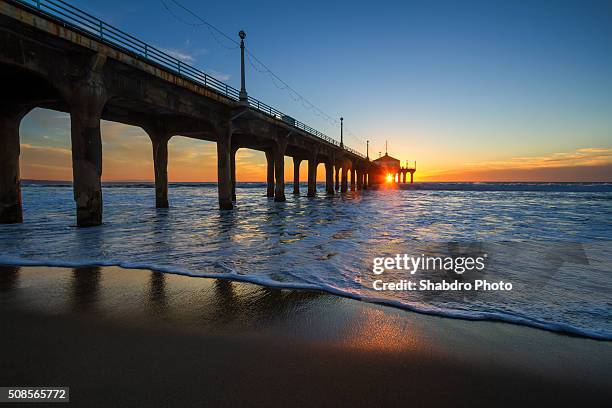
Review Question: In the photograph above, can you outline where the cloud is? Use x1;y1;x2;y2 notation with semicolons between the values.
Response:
165;137;219;181
422;147;612;182
235;149;259;163
21;143;71;156
159;45;208;64
208;70;231;82
157;48;229;82
20;108;71;149
160;48;195;63
21;143;73;180
464;148;612;170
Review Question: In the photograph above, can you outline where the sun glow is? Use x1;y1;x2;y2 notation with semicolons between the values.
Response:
386;173;393;183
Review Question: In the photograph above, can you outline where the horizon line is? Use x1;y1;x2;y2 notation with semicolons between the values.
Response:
21;179;612;184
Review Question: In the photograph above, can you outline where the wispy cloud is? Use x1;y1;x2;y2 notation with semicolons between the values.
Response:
158;47;229;82
160;48;195;63
21;143;71;156
421;147;612;182
21;143;73;180
159;40;208;64
464;147;612;170
208;70;231;82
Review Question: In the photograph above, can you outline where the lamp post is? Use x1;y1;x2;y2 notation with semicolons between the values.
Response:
340;117;344;148
239;30;248;104
366;140;369;159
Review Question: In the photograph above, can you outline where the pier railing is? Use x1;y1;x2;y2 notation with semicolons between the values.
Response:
14;0;366;158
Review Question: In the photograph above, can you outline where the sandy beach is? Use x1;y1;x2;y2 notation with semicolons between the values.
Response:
0;264;610;407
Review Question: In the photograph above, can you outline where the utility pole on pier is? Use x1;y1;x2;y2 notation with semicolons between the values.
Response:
366;140;369;159
239;30;248;104
340;117;344;148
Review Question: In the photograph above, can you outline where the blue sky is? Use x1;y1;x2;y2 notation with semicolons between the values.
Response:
20;0;612;180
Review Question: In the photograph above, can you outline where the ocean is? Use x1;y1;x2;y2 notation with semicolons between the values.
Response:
1;182;611;340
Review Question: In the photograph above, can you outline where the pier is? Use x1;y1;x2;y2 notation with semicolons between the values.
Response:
0;0;415;227
371;147;417;185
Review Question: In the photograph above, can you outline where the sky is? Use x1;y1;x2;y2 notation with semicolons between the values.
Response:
19;0;612;181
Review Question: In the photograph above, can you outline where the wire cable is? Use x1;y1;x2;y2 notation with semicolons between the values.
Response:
161;0;369;149
161;0;238;50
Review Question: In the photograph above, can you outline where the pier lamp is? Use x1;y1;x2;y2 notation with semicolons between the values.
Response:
340;117;344;148
239;30;248;104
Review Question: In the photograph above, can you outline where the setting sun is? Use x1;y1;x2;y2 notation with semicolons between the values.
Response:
386;173;393;183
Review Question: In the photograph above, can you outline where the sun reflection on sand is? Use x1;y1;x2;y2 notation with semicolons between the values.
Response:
335;307;428;353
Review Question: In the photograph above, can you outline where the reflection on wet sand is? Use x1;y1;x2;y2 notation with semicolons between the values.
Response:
0;265;382;347
210;277;325;328
338;307;426;353
0;263;489;357
133;268;419;351
147;271;167;313
71;266;101;310
212;279;239;323
0;266;19;292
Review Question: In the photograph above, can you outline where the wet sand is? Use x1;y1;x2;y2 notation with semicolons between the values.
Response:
1;265;611;407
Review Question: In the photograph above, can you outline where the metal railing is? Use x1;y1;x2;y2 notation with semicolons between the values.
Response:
402;161;416;170
14;0;366;158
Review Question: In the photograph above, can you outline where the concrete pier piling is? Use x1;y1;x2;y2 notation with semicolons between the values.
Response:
274;140;287;202
325;162;334;194
293;158;301;195
307;156;317;197
144;126;171;208
334;166;340;191
341;167;349;193
265;150;275;198
0;106;28;224
70;107;104;226
216;127;233;210
231;147;238;201
69;60;107;227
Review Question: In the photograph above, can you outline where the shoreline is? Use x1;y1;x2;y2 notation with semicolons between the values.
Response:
0;260;609;341
1;265;611;406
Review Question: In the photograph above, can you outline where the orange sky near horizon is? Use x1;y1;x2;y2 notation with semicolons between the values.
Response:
19;109;612;183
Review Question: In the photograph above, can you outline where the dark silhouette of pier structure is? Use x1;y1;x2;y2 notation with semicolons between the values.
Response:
0;0;414;227
400;161;417;184
371;143;417;185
